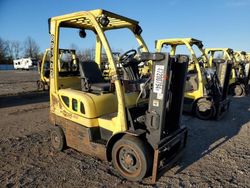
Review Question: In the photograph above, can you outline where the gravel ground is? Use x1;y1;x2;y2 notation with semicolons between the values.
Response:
0;70;39;96
0;70;249;187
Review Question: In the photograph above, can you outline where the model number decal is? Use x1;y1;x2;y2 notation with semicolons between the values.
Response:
50;34;55;78
153;65;164;94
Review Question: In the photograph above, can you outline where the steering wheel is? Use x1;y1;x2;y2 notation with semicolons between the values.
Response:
120;49;137;67
197;56;204;63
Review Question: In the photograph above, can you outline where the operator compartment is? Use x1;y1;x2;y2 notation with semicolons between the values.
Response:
57;58;146;119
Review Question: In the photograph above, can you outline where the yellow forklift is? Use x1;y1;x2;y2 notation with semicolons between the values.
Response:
48;9;189;182
37;48;78;90
205;48;249;96
156;38;232;120
247;53;250;61
37;48;50;90
233;51;250;95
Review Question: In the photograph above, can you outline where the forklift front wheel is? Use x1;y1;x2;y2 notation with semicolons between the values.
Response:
112;135;151;181
195;99;215;120
50;126;66;151
37;80;45;91
232;84;245;96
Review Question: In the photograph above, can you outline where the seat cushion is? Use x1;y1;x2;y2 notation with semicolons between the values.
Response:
91;83;110;92
185;73;198;92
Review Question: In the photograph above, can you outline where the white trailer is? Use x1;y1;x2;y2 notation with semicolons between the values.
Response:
13;58;37;70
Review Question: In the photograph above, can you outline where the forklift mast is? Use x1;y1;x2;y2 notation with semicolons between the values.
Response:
146;54;189;147
145;54;189;182
213;59;233;100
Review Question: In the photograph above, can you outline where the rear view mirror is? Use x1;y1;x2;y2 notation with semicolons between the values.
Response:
227;49;234;54
197;42;204;49
98;14;110;27
79;29;86;38
133;25;142;35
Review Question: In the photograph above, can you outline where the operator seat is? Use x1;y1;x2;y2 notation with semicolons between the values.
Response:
44;69;50;78
79;61;110;93
185;70;198;92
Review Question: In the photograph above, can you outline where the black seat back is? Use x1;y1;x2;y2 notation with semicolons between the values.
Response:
79;61;105;83
79;61;106;91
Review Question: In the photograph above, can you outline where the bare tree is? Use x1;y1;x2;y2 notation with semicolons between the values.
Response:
23;36;40;58
77;47;95;62
0;38;6;62
0;39;14;64
11;41;22;59
3;40;12;59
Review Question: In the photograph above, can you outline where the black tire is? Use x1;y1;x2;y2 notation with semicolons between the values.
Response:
112;135;152;181
234;84;244;96
240;84;246;96
195;98;215;120
50;126;66;151
37;80;45;91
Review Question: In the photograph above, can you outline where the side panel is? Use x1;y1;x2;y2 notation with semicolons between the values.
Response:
51;114;107;161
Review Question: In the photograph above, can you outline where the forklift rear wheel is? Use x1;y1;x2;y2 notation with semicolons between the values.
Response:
37;80;45;91
195;99;215;120
240;84;246;96
234;84;245;96
50;126;65;151
112;135;151;181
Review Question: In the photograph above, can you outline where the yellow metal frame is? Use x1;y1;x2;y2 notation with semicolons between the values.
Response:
247;53;250;62
234;50;250;79
39;48;50;85
39;48;78;88
234;51;247;62
205;48;237;85
49;9;149;134
155;38;208;101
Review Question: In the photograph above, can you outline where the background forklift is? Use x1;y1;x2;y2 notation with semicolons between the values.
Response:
247;53;250;62
37;48;78;90
233;51;250;95
48;9;188;182
205;48;249;96
156;38;232;120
